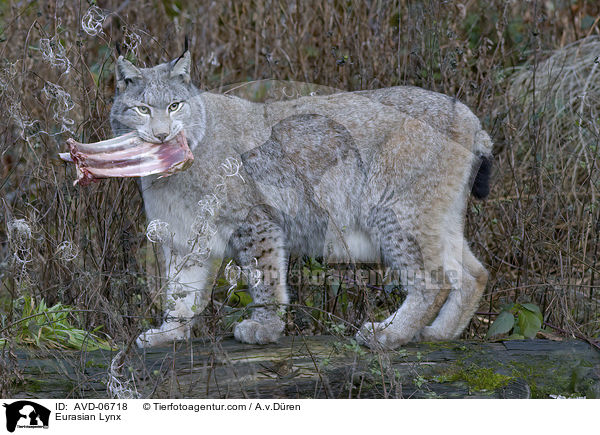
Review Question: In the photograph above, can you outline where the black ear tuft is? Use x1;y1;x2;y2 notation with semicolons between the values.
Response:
170;41;191;84
174;36;190;65
115;41;122;56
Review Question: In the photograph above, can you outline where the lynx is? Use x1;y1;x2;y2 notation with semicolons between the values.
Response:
109;48;492;350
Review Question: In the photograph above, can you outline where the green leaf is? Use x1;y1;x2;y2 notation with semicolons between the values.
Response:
27;320;39;336
500;302;515;313
521;303;543;322
329;278;341;295
486;311;515;338
517;309;542;339
233;291;253;307
521;303;540;314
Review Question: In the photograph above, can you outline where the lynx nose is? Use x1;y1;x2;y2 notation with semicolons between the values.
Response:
154;132;168;142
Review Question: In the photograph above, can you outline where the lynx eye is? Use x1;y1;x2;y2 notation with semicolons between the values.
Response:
134;106;150;115
168;102;182;113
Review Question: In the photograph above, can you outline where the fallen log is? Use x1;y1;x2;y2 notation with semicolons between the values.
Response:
7;336;600;399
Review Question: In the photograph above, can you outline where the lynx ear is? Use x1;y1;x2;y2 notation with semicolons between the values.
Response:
170;51;191;84
115;56;142;93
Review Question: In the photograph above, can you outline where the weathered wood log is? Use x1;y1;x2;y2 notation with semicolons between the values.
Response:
7;336;600;399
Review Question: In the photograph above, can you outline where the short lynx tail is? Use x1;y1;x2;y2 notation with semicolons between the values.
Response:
471;155;492;199
471;130;493;200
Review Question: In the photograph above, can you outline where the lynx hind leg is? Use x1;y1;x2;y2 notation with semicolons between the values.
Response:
356;207;450;350
231;208;289;344
136;253;211;348
418;237;488;341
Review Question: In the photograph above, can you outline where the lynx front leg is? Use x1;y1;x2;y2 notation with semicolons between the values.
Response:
230;207;289;344
136;250;212;348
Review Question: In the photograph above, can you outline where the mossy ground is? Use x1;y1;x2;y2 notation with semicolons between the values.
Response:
433;365;513;392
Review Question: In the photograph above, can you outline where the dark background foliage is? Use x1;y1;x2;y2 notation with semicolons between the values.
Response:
1;0;599;361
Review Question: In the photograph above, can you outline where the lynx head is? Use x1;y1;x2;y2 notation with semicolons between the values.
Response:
110;50;205;145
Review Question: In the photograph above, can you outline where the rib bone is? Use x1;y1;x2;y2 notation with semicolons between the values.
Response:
59;131;194;186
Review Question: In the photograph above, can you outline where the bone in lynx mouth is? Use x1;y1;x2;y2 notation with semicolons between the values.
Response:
59;131;194;186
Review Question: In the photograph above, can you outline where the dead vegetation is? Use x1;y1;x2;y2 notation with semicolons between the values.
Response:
1;0;600;397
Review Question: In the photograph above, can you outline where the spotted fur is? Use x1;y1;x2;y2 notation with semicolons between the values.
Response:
109;51;491;349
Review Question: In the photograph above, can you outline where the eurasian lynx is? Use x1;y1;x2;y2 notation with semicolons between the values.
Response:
109;49;492;350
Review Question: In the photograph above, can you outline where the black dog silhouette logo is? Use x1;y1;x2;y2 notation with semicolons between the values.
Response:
3;401;50;432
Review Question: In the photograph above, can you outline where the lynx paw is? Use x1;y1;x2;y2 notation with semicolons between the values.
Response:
355;322;407;350
136;323;190;348
234;318;284;344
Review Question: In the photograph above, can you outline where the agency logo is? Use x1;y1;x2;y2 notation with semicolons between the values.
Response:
3;401;50;433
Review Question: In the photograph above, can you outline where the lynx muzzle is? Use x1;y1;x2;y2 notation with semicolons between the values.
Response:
59;131;194;186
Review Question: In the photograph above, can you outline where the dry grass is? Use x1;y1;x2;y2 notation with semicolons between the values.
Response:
488;34;600;338
1;0;600;396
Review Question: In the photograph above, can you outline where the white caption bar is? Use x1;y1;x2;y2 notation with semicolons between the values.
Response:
0;399;593;434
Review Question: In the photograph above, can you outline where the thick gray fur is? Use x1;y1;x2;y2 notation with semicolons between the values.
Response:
110;51;491;349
